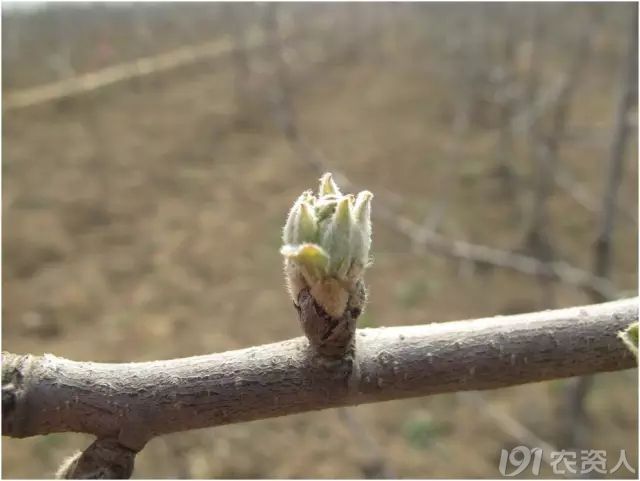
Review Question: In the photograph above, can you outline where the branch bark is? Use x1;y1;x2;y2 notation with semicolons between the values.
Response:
3;298;637;453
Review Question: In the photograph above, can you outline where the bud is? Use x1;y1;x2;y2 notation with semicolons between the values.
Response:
351;190;373;269
281;173;373;327
320;196;353;278
318;172;342;197
298;201;318;244
283;191;315;245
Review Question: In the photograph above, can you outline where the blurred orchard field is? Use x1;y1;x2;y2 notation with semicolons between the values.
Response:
2;2;638;478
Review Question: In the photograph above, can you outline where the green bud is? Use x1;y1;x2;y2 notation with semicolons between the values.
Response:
351;191;373;267
283;191;314;245
298;201;318;243
353;191;373;229
319;172;342;197
324;196;354;277
315;197;339;222
283;193;302;245
281;173;373;315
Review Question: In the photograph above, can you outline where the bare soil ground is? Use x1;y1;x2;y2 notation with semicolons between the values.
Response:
2;5;638;478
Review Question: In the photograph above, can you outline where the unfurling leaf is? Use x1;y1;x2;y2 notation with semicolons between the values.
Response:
281;243;329;285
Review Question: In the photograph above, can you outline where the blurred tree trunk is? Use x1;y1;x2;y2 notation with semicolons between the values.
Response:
522;7;602;310
494;3;519;200
523;8;600;259
591;3;638;290
263;2;298;143
224;3;252;111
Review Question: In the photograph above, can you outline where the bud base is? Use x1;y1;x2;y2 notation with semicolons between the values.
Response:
295;287;362;360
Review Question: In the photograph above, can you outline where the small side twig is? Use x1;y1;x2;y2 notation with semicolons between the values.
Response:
55;439;136;479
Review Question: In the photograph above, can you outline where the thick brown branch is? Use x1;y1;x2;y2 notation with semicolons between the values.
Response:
2;298;637;452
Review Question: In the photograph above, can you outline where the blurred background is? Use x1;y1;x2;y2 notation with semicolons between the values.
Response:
2;1;638;478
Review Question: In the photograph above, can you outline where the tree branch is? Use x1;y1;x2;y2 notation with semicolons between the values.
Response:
373;202;622;300
3;298;637;453
3;18;302;111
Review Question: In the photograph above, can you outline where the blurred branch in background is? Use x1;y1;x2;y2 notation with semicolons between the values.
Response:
2;15;299;111
336;408;396;479
555;165;638;229
457;392;560;471
223;3;252;110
